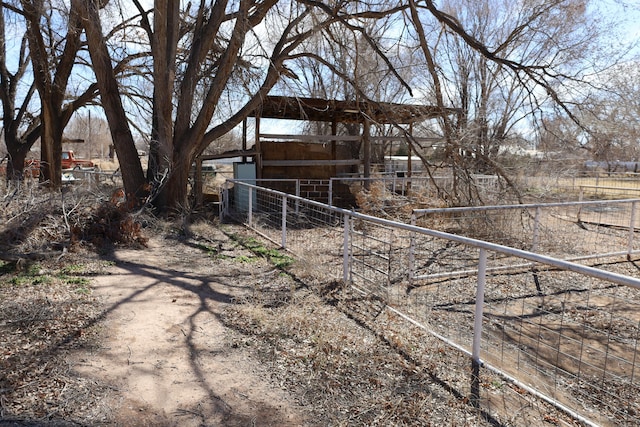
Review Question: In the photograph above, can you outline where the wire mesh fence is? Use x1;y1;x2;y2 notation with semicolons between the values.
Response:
518;173;640;200
412;200;640;268
222;180;640;426
329;174;503;207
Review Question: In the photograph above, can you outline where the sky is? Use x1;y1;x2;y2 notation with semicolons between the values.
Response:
597;0;640;51
5;0;640;149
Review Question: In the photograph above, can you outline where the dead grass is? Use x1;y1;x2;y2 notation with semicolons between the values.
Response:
218;263;578;426
0;182;149;424
0;182;584;426
0;257;114;424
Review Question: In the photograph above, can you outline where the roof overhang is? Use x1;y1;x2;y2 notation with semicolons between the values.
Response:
250;95;460;125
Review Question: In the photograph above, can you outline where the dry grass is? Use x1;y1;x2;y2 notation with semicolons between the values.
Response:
0;260;114;425
218;261;578;426
0;182;583;426
0;182;149;425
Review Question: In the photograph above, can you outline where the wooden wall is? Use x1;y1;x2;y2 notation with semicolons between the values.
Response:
261;141;358;179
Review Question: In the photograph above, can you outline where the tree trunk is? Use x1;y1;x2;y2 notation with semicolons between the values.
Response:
77;0;146;200
164;153;192;215
150;0;182;212
6;144;28;181
39;105;62;187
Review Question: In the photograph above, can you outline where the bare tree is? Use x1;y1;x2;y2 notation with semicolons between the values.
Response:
580;63;640;163
0;0;102;185
0;1;39;182
75;0;146;198
74;1;411;212
286;11;412;162
19;0;99;187
406;0;630;204
53;0;634;211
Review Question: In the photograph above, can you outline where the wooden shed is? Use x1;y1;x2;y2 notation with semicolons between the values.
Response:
249;95;457;181
194;96;457;207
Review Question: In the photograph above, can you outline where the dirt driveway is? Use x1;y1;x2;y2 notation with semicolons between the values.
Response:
74;226;308;426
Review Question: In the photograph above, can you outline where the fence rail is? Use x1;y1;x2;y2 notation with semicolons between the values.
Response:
328;174;501;206
412;199;640;273
222;180;640;426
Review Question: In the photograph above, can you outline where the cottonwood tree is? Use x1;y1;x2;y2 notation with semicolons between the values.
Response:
74;0;146;197
578;62;640;163
538;61;640;167
537;113;583;154
0;0;101;185
71;0;633;210
406;0;628;204
0;1;39;182
77;0;413;212
20;0;89;186
286;11;413;162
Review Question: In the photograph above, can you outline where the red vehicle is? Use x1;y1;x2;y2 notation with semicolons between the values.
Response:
0;151;95;177
23;158;41;177
61;150;95;170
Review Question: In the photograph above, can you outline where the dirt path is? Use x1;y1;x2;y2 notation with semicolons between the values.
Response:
74;229;308;426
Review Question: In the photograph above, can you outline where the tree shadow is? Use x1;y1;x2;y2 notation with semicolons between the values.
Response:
0;229;301;426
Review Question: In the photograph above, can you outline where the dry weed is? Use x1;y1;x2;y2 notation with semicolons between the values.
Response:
221;278;488;426
0;183;580;426
1;183;148;257
0;183;147;424
0;258;113;424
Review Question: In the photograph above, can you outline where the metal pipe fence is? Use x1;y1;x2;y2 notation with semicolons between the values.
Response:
328;174;501;206
222;178;329;202
64;169;123;188
413;199;640;269
518;174;640;199
222;180;640;426
224;175;503;208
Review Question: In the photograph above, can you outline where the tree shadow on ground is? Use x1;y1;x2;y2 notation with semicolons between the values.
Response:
0;228;304;426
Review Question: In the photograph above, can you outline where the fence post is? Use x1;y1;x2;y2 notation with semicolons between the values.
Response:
281;194;287;248
471;248;487;408
219;186;225;222
343;213;350;283
329;178;333;207
293;180;299;214
248;185;253;227
532;207;541;252
629;201;637;260
409;213;416;286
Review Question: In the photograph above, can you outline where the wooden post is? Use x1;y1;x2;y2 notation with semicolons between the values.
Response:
255;114;262;179
363;118;371;189
195;157;203;207
242;118;247;163
407;123;413;193
331;119;337;177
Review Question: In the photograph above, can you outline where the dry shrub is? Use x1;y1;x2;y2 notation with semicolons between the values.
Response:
351;181;451;223
0;184;148;255
71;198;148;249
0;183;147;425
352;181;387;214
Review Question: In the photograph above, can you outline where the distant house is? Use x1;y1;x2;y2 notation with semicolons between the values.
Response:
384;156;425;175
